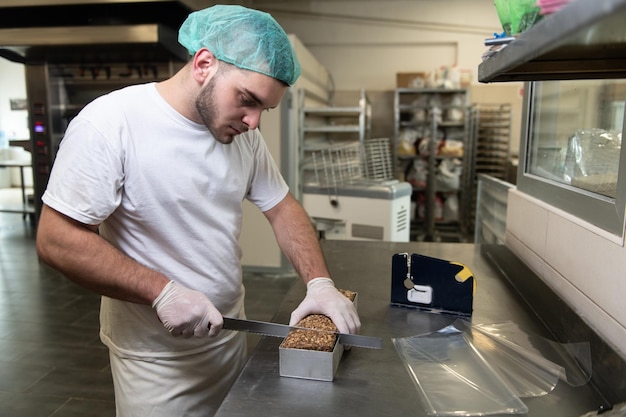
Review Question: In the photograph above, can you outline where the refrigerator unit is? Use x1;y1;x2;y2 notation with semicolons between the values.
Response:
303;181;412;242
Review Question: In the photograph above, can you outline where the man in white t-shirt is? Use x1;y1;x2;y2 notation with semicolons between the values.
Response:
36;5;360;417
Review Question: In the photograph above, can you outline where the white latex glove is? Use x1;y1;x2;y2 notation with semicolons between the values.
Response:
289;277;361;335
152;281;223;338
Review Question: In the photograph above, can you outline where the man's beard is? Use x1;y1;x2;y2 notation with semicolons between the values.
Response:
195;77;235;144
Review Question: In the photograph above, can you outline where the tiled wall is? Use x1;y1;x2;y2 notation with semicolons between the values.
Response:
506;188;626;360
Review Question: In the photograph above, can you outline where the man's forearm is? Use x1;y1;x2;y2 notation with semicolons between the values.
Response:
267;194;361;334
265;193;330;283
36;205;169;304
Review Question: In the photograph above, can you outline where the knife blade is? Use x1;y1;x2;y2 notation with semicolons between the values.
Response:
222;317;383;349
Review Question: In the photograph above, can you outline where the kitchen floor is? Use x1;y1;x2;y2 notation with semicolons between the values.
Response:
0;194;296;417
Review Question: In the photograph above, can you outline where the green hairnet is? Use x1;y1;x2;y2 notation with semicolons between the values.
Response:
178;5;301;86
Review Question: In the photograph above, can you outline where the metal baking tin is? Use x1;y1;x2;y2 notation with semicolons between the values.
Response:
279;293;358;382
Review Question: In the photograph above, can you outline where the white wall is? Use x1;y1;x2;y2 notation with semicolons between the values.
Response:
264;0;504;90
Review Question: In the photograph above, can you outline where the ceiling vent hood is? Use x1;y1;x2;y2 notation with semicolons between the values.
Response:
0;1;195;64
0;24;190;64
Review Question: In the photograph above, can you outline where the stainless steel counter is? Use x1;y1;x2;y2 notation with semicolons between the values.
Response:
215;241;610;417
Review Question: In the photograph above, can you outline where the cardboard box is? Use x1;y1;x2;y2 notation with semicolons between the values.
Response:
279;293;357;382
396;72;427;88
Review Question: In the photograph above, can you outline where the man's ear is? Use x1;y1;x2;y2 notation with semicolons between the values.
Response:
192;48;218;83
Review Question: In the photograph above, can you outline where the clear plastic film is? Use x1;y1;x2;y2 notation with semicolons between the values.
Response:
393;321;592;416
468;321;591;387
392;325;528;416
453;320;562;397
562;128;621;198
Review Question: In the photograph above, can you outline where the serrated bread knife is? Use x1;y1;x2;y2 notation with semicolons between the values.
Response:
222;317;383;349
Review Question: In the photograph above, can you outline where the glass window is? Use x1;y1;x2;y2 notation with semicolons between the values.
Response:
519;80;626;237
528;80;624;198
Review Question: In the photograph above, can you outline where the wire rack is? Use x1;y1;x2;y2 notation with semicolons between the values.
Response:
302;138;394;188
363;138;394;181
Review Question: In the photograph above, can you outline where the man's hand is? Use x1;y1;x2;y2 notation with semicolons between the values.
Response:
289;277;361;335
152;281;223;338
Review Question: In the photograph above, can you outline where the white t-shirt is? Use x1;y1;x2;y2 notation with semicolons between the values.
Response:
43;83;289;358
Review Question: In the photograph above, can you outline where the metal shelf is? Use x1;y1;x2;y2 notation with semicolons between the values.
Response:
302;125;362;133
396;88;467;94
299;88;371;142
298;88;373;192
393;88;472;241
478;0;626;82
301;107;362;117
